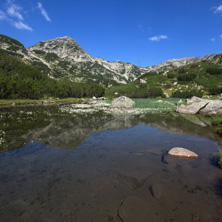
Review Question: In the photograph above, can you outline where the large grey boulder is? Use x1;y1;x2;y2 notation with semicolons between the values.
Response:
187;96;204;104
111;96;135;108
176;101;208;114
176;97;222;114
199;100;222;114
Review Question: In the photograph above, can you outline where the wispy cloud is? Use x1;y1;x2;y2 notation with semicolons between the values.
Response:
210;38;215;42
12;21;32;31
213;5;222;14
138;24;144;32
0;10;7;20
37;2;51;22
220;34;222;39
149;35;168;41
0;1;33;31
7;3;23;20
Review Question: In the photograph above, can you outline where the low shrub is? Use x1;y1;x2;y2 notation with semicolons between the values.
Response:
171;89;203;98
167;73;175;79
212;118;222;126
177;73;197;81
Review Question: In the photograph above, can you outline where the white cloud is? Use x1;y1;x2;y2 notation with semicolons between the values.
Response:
0;1;33;31
220;34;222;39
149;35;168;41
0;10;7;20
37;2;51;22
210;38;215;42
12;21;32;31
213;5;222;14
7;3;23;20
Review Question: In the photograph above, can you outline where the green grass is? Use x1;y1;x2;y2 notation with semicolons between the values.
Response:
0;98;81;107
132;98;185;109
217;149;222;168
212;117;222;126
103;98;186;109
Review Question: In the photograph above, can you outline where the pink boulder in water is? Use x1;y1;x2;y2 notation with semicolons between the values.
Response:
168;147;199;159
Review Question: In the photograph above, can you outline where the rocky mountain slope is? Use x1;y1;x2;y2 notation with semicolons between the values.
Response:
0;34;220;85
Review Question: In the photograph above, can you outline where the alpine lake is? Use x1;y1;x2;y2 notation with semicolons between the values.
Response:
0;99;222;222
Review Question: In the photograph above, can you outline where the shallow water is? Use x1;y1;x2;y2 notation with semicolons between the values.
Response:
0;106;222;222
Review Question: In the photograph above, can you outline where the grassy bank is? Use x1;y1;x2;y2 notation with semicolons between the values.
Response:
0;98;81;107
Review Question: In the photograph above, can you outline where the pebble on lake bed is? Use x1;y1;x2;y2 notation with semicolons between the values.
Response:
168;147;199;159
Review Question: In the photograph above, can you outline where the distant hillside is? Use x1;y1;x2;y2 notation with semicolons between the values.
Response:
106;59;222;98
1;34;220;87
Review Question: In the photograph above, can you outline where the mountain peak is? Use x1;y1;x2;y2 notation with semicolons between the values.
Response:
54;36;75;41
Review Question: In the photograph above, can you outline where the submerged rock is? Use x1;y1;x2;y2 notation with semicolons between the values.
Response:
150;184;163;199
115;172;147;190
168;147;199;159
118;196;150;222
111;96;135;109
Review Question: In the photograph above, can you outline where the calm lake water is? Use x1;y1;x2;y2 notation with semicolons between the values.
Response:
0;105;222;222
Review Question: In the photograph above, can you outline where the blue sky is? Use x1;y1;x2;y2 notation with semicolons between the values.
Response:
0;0;222;67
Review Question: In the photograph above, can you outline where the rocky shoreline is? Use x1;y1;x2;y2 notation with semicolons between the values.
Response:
176;96;222;114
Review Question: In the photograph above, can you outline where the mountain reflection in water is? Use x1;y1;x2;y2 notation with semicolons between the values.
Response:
0;105;221;152
0;105;222;221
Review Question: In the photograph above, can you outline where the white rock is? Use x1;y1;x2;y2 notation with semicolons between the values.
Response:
168;147;198;159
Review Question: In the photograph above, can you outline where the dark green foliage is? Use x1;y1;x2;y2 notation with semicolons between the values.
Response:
31;61;51;74
207;67;222;75
106;83;164;98
0;48;24;58
32;50;46;55
0;34;24;48
177;73;197;81
167;73;175;79
216;128;222;136
178;68;188;74
211;117;222;139
190;63;199;68
0;51;105;99
44;53;59;62
58;60;71;69
171;89;203;98
212;118;222;126
208;86;222;95
217;149;222;168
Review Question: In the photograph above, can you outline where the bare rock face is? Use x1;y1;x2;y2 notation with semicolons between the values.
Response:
168;147;199;159
111;96;135;108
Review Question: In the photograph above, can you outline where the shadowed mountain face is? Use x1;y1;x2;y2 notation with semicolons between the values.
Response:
0;34;219;86
0;105;221;153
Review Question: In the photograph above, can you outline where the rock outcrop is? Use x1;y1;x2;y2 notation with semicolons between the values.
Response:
176;97;222;114
168;147;199;159
111;96;135;108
